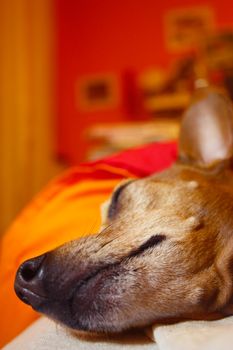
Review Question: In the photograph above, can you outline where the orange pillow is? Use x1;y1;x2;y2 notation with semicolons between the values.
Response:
0;164;134;347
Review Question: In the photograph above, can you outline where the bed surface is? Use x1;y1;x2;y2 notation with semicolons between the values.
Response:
2;317;157;350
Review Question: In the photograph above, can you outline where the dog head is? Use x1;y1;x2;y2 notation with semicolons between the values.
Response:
15;90;233;332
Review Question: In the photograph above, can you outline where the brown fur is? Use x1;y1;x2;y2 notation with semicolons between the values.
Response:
14;88;233;333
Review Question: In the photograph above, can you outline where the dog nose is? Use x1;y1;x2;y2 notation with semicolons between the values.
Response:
14;254;47;307
18;254;46;282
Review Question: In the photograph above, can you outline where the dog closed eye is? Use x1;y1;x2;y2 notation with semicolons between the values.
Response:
108;181;133;219
128;234;166;258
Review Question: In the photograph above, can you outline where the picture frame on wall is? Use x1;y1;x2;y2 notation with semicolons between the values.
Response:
76;74;119;112
165;6;215;52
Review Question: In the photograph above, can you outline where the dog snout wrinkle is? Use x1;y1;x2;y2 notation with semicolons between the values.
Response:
68;236;166;316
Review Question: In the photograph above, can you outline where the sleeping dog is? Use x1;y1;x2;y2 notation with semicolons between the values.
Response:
15;89;233;333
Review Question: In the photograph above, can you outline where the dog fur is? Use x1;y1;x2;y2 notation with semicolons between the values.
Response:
15;88;233;334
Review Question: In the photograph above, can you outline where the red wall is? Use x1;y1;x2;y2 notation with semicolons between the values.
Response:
56;0;233;164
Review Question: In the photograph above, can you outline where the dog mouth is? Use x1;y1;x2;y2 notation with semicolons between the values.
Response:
14;284;48;308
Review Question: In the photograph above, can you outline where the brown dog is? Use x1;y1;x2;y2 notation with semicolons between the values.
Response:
15;89;233;333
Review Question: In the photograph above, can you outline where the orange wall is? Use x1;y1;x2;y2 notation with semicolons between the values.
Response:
56;0;233;164
0;0;61;235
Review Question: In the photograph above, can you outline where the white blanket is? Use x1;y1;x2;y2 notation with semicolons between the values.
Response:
2;318;157;350
150;316;233;350
3;316;233;350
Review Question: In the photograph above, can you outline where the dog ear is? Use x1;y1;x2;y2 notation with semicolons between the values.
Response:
179;89;233;168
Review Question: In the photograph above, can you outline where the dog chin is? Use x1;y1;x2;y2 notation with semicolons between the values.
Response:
39;299;127;334
38;268;129;333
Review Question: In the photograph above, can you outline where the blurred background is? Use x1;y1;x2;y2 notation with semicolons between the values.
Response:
1;0;233;234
